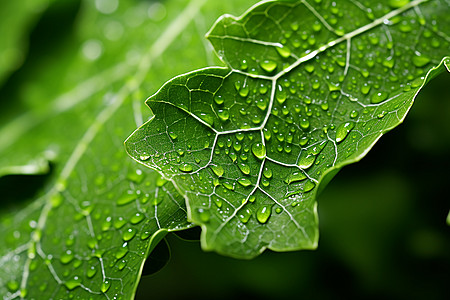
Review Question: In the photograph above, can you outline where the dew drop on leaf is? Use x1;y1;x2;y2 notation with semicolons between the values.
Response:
370;92;388;104
101;280;111;293
251;143;266;159
256;205;271;224
335;121;355;143
198;208;210;223
238;208;252;223
260;59;278;73
178;163;194;173
210;165;224;177
238;178;252;187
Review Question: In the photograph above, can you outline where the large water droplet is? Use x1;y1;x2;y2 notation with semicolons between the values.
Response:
64;276;81;291
276;46;291;58
199;112;214;126
285;171;307;184
335;122;355;143
235;177;251;187
210;165;224;177
238;163;251;175
370;92;388;104
115;242;129;259
298;151;316;169
238;208;252;223
276;85;287;104
251;143;266;159
389;0;409;8
256;205;272;224
198;208;210;223
101;280;111;293
60;250;74;264
260;60;278;73
122;228;136;241
412;53;430;67
178;163;194;173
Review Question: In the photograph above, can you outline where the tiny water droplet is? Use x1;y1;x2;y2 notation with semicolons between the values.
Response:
115;242;129;259
276;85;287;104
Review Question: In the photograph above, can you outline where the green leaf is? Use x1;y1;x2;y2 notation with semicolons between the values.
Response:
126;0;450;258
0;0;256;298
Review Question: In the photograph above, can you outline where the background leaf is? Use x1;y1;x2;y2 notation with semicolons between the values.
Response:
125;0;449;258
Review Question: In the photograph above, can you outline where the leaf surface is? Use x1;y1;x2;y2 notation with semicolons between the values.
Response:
126;0;450;258
0;0;256;298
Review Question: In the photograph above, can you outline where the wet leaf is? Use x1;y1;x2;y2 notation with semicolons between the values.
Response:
126;0;450;258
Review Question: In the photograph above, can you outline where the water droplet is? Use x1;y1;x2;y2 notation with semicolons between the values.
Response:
260;60;277;73
114;217;126;229
122;228;136;241
251;143;266;159
239;81;249;97
7;280;19;292
238;178;252;187
60;250;74;264
259;83;269;94
87;266;97;278
370;92;388;104
276;85;287;104
115;242;129;259
116;193;136;206
256;205;272;224
240;59;248;70
179;163;194;173
389;0;409;8
238;163;250;175
303;180;316;192
50;193;63;208
198;208;210;223
139;154;150;161
214;95;224;105
198;112;215;127
276;46;291;58
210;165;224;177
300;118;310;130
238;208;252;223
298;152;316;169
256;98;268;110
336;121;355;143
130;212;145;224
64;276;81;291
263;167;272;179
361;83;371;94
168;131;177;140
101;280;111;293
383;57;395;68
412;53;430;67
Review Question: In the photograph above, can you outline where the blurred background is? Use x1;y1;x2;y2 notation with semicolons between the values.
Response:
0;0;448;299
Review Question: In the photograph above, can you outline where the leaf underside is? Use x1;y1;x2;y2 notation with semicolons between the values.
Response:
126;0;450;258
